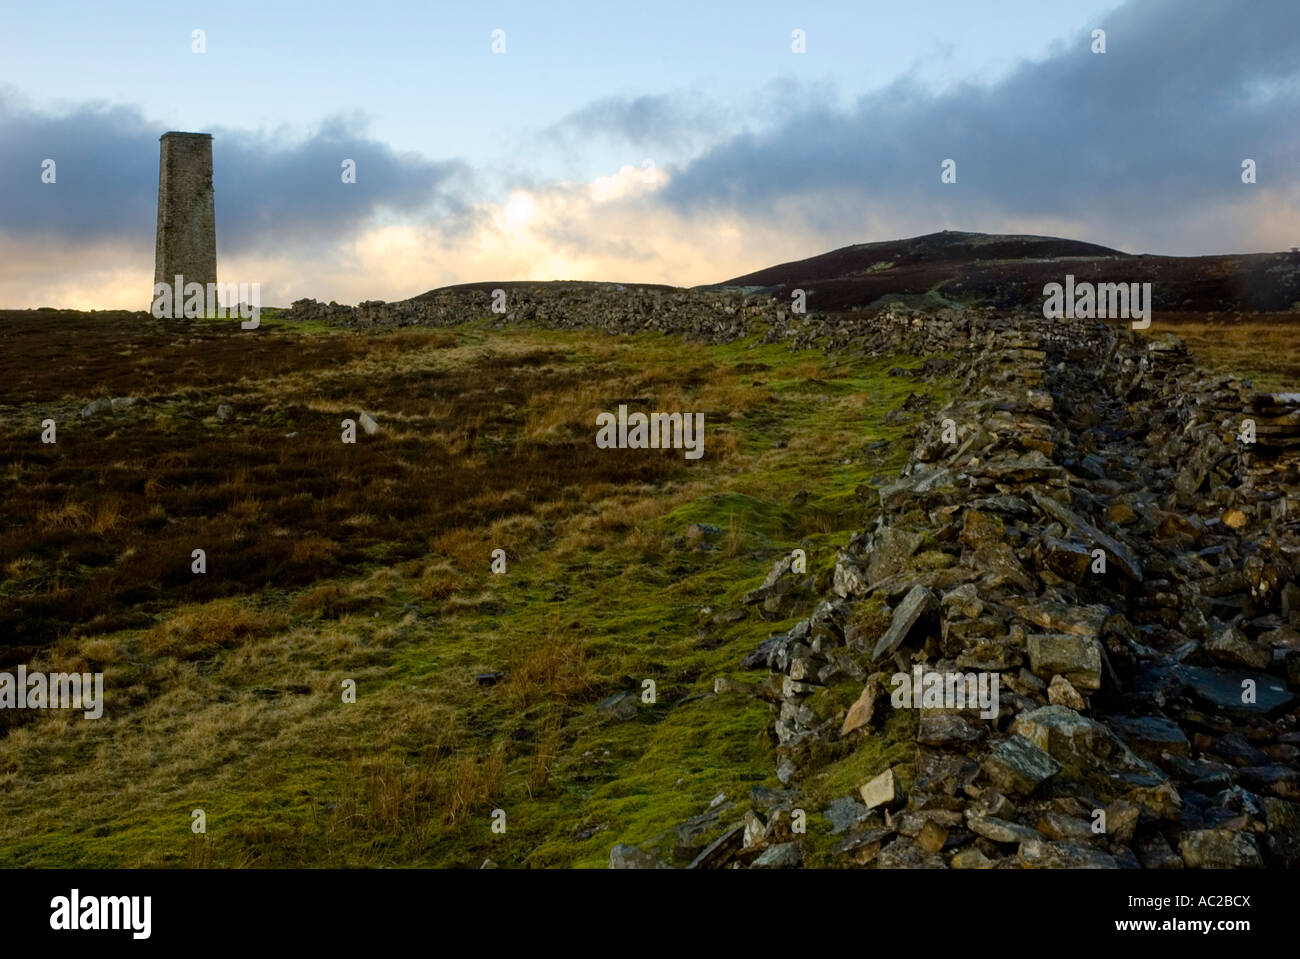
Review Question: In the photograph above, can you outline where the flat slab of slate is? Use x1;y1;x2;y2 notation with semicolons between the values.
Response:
1032;490;1143;582
871;585;937;661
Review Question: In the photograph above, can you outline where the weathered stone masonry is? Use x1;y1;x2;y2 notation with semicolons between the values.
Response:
153;132;216;299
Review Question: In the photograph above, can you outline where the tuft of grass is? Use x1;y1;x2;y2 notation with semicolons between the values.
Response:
444;743;507;826
143;599;284;659
502;632;596;710
292;583;373;619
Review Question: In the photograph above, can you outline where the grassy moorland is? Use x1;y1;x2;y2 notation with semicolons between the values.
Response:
0;308;950;868
1131;312;1300;392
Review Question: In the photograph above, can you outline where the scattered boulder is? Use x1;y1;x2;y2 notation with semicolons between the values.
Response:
840;675;880;736
609;844;672;869
824;797;871;834
597;691;639;721
859;768;904;810
80;397;111;418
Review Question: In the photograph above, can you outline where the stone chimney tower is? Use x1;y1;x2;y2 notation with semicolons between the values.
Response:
153;132;216;295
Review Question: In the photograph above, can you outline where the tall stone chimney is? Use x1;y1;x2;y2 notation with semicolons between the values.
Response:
153;132;216;296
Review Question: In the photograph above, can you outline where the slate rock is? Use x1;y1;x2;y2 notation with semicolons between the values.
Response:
80;397;111;418
750;786;801;813
1263;797;1300;867
1027;633;1103;690
832;555;868;599
1040;536;1094;583
871;585;938;661
918;712;988;746
597;690;639;721
1178;829;1262;868
1177;665;1296;715
1107;715;1191;761
1047;674;1087;709
751;841;802;868
825;796;871;835
840;676;880;736
1018;838;1119;869
686;824;745;869
859;768;903;810
983;734;1062;797
1134;834;1185;870
609;844;671;869
959;510;1006;550
966;813;1042;845
1205;624;1272;671
1032;490;1143;582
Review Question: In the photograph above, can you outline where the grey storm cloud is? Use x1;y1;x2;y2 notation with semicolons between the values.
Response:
0;93;472;253
661;0;1300;246
541;93;722;152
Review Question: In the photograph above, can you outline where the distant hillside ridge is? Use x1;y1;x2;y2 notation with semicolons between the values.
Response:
312;231;1300;328
710;230;1300;314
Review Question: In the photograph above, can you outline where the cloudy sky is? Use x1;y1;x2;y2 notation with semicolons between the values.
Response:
1;0;1297;309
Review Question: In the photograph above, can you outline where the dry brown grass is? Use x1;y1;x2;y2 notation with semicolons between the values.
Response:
3;556;40;580
187;834;213;869
486;513;544;557
522;387;601;442
527;711;565;796
502;631;595;710
798;508;838;536
290;537;342;565
1128;314;1300;391
0;318;704;644
415;562;464;602
291;583;371;618
36;500;90;531
724;513;744;557
443;742;507;826
431;527;486;572
144;599;285;659
625;524;669;558
79;636;119;665
328;756;441;841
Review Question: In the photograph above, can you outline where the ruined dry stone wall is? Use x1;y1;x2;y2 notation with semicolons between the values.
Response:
738;315;1300;870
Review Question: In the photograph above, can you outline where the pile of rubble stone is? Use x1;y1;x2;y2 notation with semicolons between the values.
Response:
287;285;778;343
694;311;1300;869
284;285;986;353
